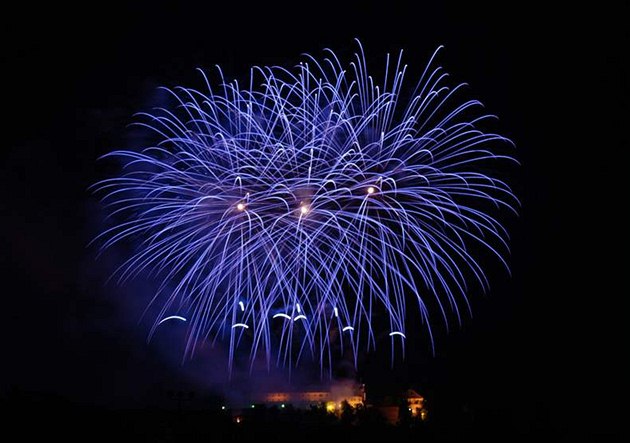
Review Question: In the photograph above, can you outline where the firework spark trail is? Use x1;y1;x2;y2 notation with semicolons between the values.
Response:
93;41;517;375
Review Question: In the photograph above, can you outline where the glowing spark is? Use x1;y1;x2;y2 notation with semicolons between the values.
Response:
272;313;292;320
294;315;307;322
157;316;187;325
296;303;301;314
232;323;249;329
389;331;406;338
342;326;354;332
367;186;375;194
239;301;245;312
300;204;309;215
236;202;245;211
333;307;338;318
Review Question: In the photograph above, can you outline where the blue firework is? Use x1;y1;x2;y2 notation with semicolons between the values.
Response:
94;42;517;373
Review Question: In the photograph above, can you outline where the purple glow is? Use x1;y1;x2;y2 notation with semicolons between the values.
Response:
94;41;517;373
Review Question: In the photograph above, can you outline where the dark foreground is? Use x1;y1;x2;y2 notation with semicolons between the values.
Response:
5;393;615;442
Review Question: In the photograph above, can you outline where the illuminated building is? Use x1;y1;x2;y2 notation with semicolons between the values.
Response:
260;384;365;411
404;389;428;421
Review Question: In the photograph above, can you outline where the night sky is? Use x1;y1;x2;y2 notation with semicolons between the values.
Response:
1;1;625;439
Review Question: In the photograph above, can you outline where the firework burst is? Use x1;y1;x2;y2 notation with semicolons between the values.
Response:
93;41;517;374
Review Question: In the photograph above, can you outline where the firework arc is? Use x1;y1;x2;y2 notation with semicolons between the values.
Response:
157;315;187;325
94;41;517;373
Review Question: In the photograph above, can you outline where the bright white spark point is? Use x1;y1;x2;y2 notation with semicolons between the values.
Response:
367;186;375;194
294;315;307;321
272;313;291;320
296;303;301;313
232;323;249;329
236;203;245;211
239;301;245;312
333;307;338;317
342;326;354;332
300;205;309;214
157;315;187;325
389;331;406;338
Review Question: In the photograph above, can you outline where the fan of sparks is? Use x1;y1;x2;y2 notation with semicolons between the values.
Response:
94;42;517;372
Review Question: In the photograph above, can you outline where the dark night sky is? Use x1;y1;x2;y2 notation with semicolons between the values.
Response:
1;1;625;438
